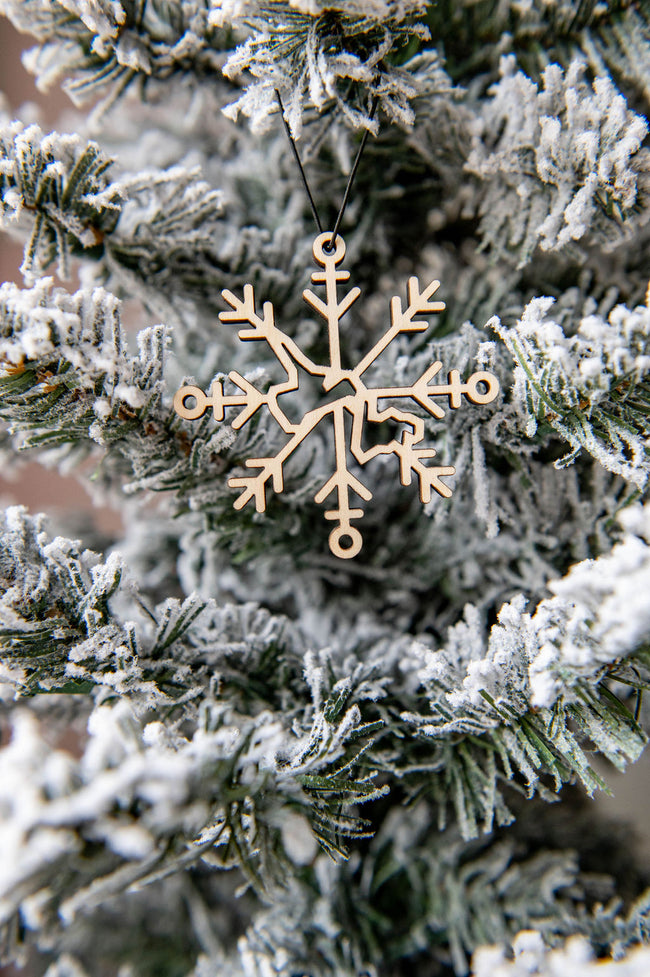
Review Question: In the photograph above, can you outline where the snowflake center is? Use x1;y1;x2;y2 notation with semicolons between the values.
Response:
323;376;357;399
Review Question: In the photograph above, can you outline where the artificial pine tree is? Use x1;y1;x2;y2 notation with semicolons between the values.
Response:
1;2;650;975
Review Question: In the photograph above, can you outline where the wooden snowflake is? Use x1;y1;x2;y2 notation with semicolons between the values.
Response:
174;233;499;559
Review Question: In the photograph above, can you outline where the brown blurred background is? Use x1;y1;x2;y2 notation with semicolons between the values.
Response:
0;17;119;533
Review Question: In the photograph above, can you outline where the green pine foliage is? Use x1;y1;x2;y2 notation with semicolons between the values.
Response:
0;0;231;117
0;1;650;976
0;122;120;279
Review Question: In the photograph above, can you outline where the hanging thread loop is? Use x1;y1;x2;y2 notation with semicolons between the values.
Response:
275;90;323;235
275;90;378;248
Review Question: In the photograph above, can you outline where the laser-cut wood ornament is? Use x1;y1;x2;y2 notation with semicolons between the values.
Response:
174;232;499;559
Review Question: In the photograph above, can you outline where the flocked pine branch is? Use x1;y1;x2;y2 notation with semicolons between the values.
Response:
493;290;650;485
424;0;650;97
472;931;650;977
0;278;177;473
0;506;197;699
0;516;387;927
0;0;440;134
0;114;337;331
3;793;644;976
209;835;604;976
130;802;650;977
399;500;650;836
0;692;384;953
582;7;650;113
0;121;122;281
0;0;231;120
4;500;650;853
0;120;227;317
214;0;431;135
3;0;649;140
1;0;650;974
466;58;650;267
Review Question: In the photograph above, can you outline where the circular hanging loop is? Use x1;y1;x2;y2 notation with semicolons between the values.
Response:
329;525;363;559
174;385;207;420
465;372;500;405
313;232;346;264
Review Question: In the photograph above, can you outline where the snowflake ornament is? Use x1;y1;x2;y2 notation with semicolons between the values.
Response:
174;233;499;558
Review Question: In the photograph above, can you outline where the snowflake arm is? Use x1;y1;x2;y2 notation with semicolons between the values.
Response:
302;234;361;383
349;400;456;503
174;280;323;432
228;400;334;513
314;404;373;559
351;277;446;382
220;283;325;384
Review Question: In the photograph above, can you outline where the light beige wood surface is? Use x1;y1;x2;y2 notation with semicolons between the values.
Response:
175;232;500;558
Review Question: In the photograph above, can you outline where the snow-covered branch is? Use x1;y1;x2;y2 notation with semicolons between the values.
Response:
467;58;650;267
493;291;650;485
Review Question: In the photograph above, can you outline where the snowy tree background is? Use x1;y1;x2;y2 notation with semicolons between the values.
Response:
1;2;650;976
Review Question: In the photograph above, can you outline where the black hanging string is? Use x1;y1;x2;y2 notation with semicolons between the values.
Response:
276;90;323;235
275;90;379;250
328;103;378;249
